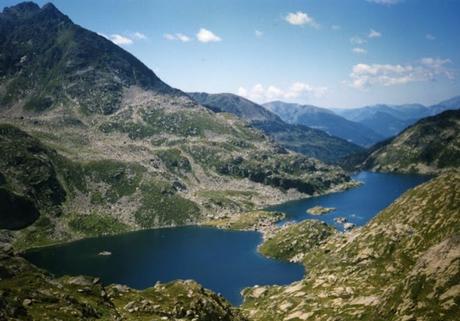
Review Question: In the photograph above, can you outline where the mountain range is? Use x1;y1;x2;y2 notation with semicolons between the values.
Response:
0;2;351;248
188;92;364;163
263;101;383;146
263;97;460;147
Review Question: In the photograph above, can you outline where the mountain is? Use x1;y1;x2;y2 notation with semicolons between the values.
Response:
0;2;352;248
263;101;383;147
188;92;364;163
187;92;281;123
429;96;460;115
335;98;460;139
242;171;460;321
334;103;430;138
363;110;460;174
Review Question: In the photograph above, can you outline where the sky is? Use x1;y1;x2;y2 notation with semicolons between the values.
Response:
2;0;460;108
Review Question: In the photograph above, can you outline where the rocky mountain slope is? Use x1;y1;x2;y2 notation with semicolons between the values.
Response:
364;110;460;174
0;2;352;249
242;171;460;321
188;92;364;163
263;101;383;147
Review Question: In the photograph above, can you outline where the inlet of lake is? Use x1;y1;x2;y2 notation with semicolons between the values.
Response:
24;171;429;305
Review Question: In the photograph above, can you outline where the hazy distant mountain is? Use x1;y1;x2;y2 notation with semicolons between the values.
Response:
429;96;460;115
363;109;460;174
188;92;364;163
335;98;460;139
263;101;383;147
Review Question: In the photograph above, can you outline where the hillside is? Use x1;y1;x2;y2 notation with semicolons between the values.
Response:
0;2;353;249
263;101;383;147
364;110;460;174
188;93;364;163
242;171;460;321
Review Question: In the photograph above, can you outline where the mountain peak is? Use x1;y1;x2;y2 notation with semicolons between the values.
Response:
1;2;40;18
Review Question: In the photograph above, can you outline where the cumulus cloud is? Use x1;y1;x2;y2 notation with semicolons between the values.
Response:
108;34;133;45
255;30;263;37
367;0;402;5
133;32;147;40
368;29;382;38
426;33;436;41
350;36;367;45
98;32;147;45
196;28;222;43
352;47;367;54
285;11;319;28
164;33;192;42
237;82;327;102
348;57;454;89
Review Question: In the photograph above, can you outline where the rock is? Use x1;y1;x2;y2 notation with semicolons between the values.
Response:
334;217;347;224
344;223;356;231
307;206;336;215
22;298;32;307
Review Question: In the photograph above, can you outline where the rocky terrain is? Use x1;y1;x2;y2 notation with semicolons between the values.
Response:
0;2;352;249
242;171;460;321
188;92;363;163
364;110;460;174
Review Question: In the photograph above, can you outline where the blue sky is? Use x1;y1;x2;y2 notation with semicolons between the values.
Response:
2;0;460;107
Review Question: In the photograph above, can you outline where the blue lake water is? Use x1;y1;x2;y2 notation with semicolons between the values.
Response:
269;171;430;230
24;171;429;305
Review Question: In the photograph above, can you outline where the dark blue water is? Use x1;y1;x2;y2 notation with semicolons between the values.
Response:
268;171;430;230
24;171;428;305
24;226;304;305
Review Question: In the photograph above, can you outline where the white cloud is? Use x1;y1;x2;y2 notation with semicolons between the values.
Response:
255;30;263;37
367;0;402;5
331;25;341;31
368;29;382;38
176;33;191;42
285;11;319;28
109;34;133;45
133;32;147;40
350;36;367;45
164;33;192;42
348;57;454;89
237;82;327;102
196;28;222;43
426;33;436;41
352;47;367;54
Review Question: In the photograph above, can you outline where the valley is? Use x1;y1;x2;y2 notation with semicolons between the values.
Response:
0;2;459;321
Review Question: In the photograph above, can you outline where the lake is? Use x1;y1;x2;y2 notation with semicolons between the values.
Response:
24;171;429;305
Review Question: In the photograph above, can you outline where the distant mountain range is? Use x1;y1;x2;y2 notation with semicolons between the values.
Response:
263;101;383;146
334;97;460;139
262;96;460;146
188;92;364;163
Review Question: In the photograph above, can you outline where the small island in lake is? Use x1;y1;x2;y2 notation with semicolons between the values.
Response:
306;206;336;215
